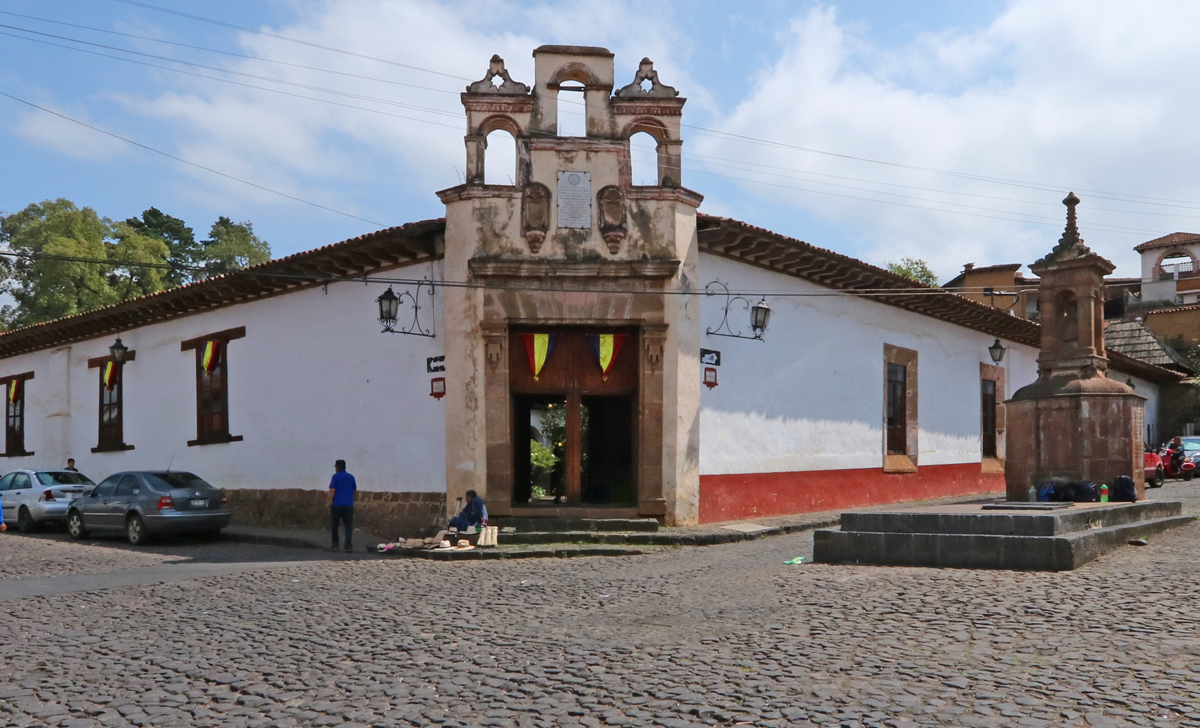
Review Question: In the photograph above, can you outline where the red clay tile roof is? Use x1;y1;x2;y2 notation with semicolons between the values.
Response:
1145;302;1200;315
696;215;1183;384
0;212;1182;384
0;219;444;360
1134;232;1200;253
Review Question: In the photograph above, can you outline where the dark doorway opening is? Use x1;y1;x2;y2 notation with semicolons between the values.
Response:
510;329;637;508
581;395;634;504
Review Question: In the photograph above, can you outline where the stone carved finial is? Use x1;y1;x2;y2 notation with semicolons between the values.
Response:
466;54;530;95
1037;191;1094;265
615;58;679;98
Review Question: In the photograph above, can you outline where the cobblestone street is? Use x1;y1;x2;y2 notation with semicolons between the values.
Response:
2;486;1200;728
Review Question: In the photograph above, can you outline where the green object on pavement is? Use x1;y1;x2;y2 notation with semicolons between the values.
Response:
784;556;806;565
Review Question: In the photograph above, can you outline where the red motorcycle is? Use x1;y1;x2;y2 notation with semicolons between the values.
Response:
1160;444;1195;482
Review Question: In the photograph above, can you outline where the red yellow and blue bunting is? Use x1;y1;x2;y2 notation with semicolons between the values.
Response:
103;361;119;391
202;340;221;375
587;334;626;381
7;379;19;405
521;333;558;381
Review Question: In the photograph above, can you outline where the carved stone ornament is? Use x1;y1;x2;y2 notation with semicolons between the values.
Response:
597;185;627;254
615;58;679;98
521;182;551;253
644;339;664;370
466;55;531;95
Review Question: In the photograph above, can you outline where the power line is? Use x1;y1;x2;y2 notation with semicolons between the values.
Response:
107;0;473;82
99;0;1200;212
0;26;464;122
0;10;463;99
0;91;388;227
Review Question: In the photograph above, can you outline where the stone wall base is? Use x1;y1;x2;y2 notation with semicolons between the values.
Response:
226;489;446;537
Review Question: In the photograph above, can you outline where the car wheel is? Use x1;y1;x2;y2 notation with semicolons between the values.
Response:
67;510;88;539
1186;470;1195;482
125;514;149;546
17;507;37;534
1153;467;1165;488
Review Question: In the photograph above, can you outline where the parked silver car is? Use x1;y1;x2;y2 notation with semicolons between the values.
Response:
67;471;231;545
0;470;95;533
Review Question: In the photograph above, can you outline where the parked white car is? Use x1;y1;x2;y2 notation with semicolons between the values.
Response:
0;470;95;533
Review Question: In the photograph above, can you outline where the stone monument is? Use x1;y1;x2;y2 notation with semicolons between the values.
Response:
1004;193;1146;500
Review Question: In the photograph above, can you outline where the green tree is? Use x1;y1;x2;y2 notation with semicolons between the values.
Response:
0;199;169;329
200;217;270;277
886;257;940;287
125;207;199;288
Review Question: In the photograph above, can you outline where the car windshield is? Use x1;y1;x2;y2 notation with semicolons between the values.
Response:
36;471;95;486
1182;438;1200;451
144;472;214;491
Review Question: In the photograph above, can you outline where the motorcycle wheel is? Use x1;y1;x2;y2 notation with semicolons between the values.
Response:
1185;470;1195;482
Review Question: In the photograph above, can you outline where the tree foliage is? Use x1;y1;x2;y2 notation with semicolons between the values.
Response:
886;257;940;287
0;199;271;330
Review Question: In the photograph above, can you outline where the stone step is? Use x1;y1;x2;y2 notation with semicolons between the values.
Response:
841;500;1183;537
493;517;660;533
813;514;1196;571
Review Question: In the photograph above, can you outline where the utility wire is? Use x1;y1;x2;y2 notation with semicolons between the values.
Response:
0;10;462;98
16;12;1198;223
107;0;472;81
0;91;388;227
0;27;464;121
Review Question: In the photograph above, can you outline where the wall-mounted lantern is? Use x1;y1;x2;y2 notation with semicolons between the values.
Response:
750;298;772;339
376;280;435;337
430;377;446;399
988;338;1006;364
703;367;718;389
109;337;128;363
706;280;770;342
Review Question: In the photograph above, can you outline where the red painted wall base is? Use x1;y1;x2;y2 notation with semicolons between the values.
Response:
699;463;1003;524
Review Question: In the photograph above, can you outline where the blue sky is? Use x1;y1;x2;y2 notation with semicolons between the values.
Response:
3;0;1199;279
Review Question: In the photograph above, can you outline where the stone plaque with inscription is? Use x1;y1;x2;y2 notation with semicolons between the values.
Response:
557;171;591;228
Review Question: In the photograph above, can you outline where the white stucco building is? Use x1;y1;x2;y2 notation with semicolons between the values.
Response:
0;47;1179;530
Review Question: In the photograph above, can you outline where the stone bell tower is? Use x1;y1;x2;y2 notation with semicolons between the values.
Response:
437;46;703;525
1004;193;1146;499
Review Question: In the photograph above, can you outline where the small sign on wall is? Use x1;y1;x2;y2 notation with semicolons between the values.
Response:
700;349;721;366
557;171;591;228
430;377;446;399
703;367;718;389
427;355;445;373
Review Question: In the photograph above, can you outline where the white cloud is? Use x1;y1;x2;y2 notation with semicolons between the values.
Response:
123;0;707;224
12;102;127;162
698;1;1200;279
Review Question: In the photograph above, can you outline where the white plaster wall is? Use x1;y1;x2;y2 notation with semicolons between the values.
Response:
698;253;1040;476
1123;373;1160;446
0;259;447;493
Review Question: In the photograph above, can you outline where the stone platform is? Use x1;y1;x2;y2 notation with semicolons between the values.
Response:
813;500;1193;571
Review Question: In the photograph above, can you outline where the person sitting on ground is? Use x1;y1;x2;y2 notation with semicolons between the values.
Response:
448;489;486;531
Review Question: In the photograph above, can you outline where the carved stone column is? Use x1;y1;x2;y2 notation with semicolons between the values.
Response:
638;323;668;516
481;322;513;515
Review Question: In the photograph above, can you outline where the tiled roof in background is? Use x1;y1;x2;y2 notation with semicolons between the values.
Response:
1105;319;1194;374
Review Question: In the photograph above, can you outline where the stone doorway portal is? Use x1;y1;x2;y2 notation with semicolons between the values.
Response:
511;329;637;507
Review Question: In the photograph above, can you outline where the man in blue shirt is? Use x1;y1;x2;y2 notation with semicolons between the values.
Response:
327;459;357;552
449;489;486;531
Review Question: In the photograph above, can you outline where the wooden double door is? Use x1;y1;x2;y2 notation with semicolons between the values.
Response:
510;328;638;507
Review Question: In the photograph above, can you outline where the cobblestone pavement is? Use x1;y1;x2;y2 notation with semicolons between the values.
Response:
1;484;1199;728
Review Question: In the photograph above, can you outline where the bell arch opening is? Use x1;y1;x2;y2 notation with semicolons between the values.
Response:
629;131;659;186
557;81;586;137
484;129;517;185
